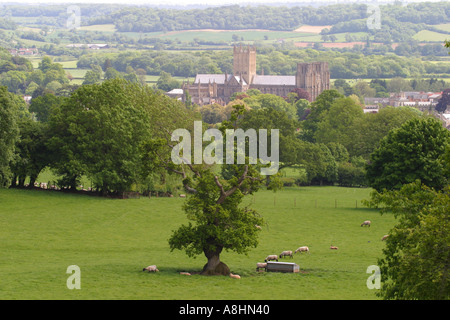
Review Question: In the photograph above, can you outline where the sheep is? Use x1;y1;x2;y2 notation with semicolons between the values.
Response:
295;246;310;254
255;225;262;229
230;273;241;279
256;262;267;272
179;194;186;198
381;235;389;241
179;272;191;276
142;265;159;272
330;245;339;250
279;250;293;259
361;220;371;227
264;255;278;262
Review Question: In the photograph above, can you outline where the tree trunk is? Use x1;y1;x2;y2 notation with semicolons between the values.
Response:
10;175;17;188
201;245;230;276
18;176;25;188
28;175;37;189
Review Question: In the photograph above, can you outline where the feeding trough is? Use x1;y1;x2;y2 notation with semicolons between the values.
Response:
266;261;300;273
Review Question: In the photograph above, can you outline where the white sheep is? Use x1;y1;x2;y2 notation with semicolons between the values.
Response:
295;246;310;254
330;245;339;250
361;220;371;227
142;265;159;272
179;272;191;276
381;235;389;241
279;250;293;259
256;262;267;271
230;273;241;279
264;255;278;262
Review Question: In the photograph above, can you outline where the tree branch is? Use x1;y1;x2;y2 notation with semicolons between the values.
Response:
215;165;249;204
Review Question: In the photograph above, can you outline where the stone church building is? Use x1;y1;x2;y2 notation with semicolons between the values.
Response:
182;45;330;105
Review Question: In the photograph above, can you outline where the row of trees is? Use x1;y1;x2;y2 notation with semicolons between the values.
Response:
1;79;198;194
334;77;448;99
0;50;70;95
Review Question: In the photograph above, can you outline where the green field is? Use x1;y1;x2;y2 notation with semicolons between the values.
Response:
433;23;450;32
0;186;396;300
78;24;118;32
413;30;449;42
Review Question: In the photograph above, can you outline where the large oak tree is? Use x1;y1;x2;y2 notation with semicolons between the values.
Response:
158;106;276;275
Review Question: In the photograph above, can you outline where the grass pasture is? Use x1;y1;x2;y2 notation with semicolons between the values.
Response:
432;23;450;33
413;30;449;42
0;186;395;300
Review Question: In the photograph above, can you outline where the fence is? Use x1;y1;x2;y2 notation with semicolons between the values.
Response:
246;195;364;209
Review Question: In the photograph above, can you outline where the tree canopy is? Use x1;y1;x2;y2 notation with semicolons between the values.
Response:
363;181;450;300
0;86;21;186
366;117;450;192
47;78;197;193
165;106;276;275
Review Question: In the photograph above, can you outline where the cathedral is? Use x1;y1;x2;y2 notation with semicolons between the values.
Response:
182;45;330;105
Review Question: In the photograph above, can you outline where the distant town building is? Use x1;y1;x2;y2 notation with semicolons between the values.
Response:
181;45;330;105
9;48;39;56
166;88;184;100
441;113;450;129
365;91;442;113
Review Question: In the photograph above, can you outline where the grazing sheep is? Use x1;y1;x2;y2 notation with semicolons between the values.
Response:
143;265;159;272
381;235;389;241
230;273;241;279
255;225;262;229
179;272;191;276
256;262;267;272
295;246;310;254
361;220;371;227
179;194;186;198
279;250;293;259
330;245;339;250
264;255;278;262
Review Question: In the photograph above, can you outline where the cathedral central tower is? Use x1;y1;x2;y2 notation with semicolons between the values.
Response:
233;45;256;85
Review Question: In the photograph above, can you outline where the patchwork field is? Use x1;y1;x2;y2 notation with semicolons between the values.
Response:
0;186;396;300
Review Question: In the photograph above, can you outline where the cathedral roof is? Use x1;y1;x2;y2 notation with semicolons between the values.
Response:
252;75;296;86
194;74;295;86
194;74;248;86
194;74;231;85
